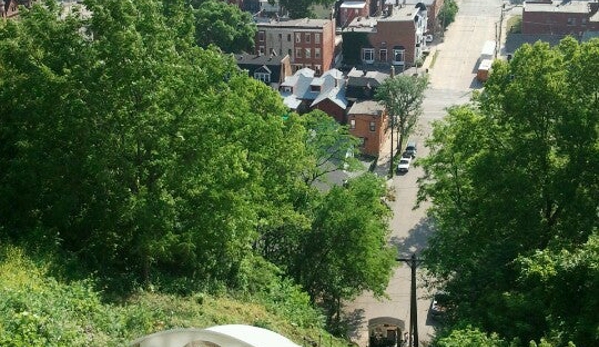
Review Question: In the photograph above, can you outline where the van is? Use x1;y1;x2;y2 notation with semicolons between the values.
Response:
405;142;417;158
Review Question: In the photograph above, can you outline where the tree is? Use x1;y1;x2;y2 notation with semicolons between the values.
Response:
417;37;599;346
0;0;307;290
298;110;362;186
275;0;334;19
191;0;257;53
375;74;429;175
438;0;458;31
292;173;396;332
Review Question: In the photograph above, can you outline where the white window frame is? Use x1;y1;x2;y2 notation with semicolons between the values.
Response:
315;33;321;44
295;33;301;43
362;48;375;64
258;31;265;42
254;72;271;83
305;33;311;43
392;48;405;65
350;119;356;129
369;121;376;132
315;48;321;58
305;48;311;58
295;47;302;58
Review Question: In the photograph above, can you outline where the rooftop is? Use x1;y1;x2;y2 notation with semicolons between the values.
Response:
256;17;332;28
348;99;385;116
524;1;591;14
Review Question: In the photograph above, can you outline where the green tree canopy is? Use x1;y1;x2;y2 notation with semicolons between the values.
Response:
0;0;305;290
375;73;429;173
191;0;257;53
417;37;599;346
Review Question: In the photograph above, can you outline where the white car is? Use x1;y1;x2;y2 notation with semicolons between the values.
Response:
396;157;411;173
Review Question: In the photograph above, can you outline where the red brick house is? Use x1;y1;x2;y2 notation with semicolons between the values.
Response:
255;18;336;76
522;0;599;37
339;1;372;28
347;99;388;156
342;3;429;69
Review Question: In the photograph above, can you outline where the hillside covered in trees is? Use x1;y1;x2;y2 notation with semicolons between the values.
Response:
0;0;395;344
0;1;597;347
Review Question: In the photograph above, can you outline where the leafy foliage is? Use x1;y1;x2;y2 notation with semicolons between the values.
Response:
419;38;599;346
190;0;257;53
0;0;304;290
277;0;335;19
375;74;429;171
293;173;396;331
438;0;458;30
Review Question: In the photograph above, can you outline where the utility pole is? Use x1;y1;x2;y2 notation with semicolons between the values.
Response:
389;66;396;178
397;253;423;347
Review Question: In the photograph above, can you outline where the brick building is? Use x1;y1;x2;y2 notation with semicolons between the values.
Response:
255;18;336;76
342;3;429;69
522;0;599;37
347;100;388;156
339;0;372;28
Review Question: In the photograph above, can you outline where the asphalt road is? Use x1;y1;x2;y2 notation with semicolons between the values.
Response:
344;0;505;346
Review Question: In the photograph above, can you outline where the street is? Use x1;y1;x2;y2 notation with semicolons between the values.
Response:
344;0;505;345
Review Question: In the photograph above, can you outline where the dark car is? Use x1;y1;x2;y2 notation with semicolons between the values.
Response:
430;291;449;320
405;142;417;158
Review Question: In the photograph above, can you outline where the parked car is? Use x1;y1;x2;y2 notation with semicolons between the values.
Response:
405;142;417;158
396;157;411;173
401;151;412;159
430;291;449;320
425;34;433;43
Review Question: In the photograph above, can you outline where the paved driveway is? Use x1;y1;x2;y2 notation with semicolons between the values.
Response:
344;0;505;346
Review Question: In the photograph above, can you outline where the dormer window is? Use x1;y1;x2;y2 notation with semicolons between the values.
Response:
310;85;321;92
254;72;271;83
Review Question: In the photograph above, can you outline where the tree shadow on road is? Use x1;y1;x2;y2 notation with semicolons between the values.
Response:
389;216;435;257
341;308;366;341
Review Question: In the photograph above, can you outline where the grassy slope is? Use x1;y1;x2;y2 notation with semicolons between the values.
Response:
0;246;349;347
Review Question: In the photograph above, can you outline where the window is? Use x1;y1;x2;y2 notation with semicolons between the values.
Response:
315;48;321;58
379;49;387;62
287;34;292;42
288;48;292;56
278;33;282;40
305;48;311;58
350;119;356;129
567;17;576;26
295;48;302;58
295;33;301;43
254;72;271;83
314;64;321;75
310;85;320;92
369;121;376;132
315;33;321;44
259;46;265;55
258;31;265;42
359;137;365;147
305;33;311;43
282;86;292;93
582;18;587;25
362;48;375;64
393;48;405;64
